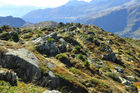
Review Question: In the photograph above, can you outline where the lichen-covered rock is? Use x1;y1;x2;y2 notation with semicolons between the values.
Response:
0;70;18;86
0;48;41;82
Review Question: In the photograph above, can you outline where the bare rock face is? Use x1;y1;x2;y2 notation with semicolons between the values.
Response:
0;70;18;86
0;48;41;82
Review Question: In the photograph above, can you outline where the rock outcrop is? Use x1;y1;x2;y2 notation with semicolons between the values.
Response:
0;48;41;82
33;32;67;56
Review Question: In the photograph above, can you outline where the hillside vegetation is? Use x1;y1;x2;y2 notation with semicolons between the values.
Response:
0;23;140;93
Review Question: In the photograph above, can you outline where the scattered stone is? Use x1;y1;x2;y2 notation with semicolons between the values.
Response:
102;52;117;62
48;32;58;40
0;70;18;86
114;66;124;73
126;76;135;81
119;77;133;86
43;90;61;93
100;43;112;52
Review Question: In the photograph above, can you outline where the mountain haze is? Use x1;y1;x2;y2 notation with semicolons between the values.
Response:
23;0;140;39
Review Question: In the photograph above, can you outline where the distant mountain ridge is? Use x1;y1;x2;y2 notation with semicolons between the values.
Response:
79;4;140;39
23;0;133;23
0;16;26;27
23;0;140;39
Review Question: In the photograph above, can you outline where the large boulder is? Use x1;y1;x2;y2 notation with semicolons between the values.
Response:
0;48;41;82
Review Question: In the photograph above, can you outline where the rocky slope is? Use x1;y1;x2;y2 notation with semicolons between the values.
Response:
0;23;140;93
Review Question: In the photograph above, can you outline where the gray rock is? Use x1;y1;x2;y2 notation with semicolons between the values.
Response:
47;63;56;70
43;90;61;93
0;48;41;82
33;37;44;45
126;76;135;81
100;43;112;52
0;70;18;86
33;33;67;56
114;66;124;73
40;71;60;89
102;52;117;62
119;77;133;86
48;32;58;40
58;38;67;52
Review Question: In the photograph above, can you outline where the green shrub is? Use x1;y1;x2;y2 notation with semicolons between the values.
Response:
47;37;54;43
0;80;45;93
56;53;70;66
70;67;79;74
83;60;90;67
102;66;111;72
0;32;11;41
11;32;19;42
56;53;68;61
77;54;90;67
77;54;86;61
74;45;81;51
23;33;33;39
91;77;109;88
86;35;93;42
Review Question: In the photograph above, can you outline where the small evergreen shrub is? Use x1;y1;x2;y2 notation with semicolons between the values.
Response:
56;53;70;66
11;32;19;42
77;54;90;67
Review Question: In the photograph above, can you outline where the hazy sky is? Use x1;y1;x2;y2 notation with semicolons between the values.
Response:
0;0;91;17
0;0;91;7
